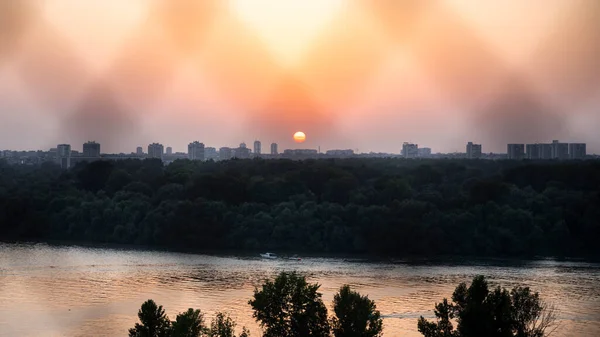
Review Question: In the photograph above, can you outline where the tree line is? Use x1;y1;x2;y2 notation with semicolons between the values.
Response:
129;272;556;337
1;157;599;256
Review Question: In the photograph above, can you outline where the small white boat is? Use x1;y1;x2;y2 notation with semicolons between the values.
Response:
288;255;302;261
260;252;278;259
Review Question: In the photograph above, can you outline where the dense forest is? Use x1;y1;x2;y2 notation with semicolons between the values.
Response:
1;157;599;257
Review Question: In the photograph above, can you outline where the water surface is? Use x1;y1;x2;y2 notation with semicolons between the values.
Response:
1;243;599;336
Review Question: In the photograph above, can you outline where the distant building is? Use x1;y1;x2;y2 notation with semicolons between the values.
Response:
205;147;218;161
507;144;525;160
253;140;261;156
526;143;552;160
551;140;569;160
466;142;482;159
83;141;101;157
569;143;586;159
402;143;419;158
418;148;432;157
148;143;164;159
540;143;553;159
166;147;173;155
527;141;578;160
526;144;541;160
271;143;278;155
234;143;250;159
56;144;71;169
219;147;233;161
326;149;354;157
188;141;205;161
136;147;143;156
283;149;318;158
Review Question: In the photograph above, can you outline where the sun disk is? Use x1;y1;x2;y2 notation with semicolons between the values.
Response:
293;131;306;143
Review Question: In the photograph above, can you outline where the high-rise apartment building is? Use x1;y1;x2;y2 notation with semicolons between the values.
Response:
418;148;432;157
253;140;261;156
188;141;205;161
83;141;100;157
569;143;587;159
402;142;419;158
205;147;218;161
466;142;482;159
234;143;250;159
219;147;233;161
526;143;553;160
507;144;525;160
271;143;278;155
148;143;164;159
56;144;71;169
551;140;569;159
527;141;582;160
526;144;541;159
136;147;143;155
166;147;173;155
540;144;553;159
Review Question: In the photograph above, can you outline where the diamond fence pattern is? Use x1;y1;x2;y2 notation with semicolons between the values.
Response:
0;0;599;152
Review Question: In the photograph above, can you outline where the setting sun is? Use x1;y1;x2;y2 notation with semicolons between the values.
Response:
293;131;306;143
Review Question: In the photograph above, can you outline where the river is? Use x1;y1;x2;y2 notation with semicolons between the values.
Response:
1;243;599;336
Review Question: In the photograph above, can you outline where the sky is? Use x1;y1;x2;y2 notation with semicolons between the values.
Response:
0;0;599;154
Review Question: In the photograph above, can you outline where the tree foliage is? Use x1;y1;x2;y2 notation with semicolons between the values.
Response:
249;272;330;337
129;299;171;337
331;285;383;337
126;275;558;337
2;158;600;257
418;276;557;337
208;312;251;337
171;309;205;337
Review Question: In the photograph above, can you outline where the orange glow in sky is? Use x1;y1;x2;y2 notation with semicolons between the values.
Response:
0;0;598;153
229;0;344;66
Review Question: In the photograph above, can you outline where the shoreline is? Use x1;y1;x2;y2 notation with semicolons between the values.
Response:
3;239;600;265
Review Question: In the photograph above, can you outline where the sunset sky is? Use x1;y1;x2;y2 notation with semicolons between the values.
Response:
0;0;598;154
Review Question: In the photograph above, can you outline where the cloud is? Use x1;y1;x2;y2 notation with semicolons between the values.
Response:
473;76;565;150
63;82;137;153
0;0;37;62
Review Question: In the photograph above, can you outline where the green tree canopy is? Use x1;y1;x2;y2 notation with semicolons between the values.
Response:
249;271;330;337
171;308;205;337
3;158;600;257
418;276;557;337
129;299;171;337
331;285;383;337
209;312;248;337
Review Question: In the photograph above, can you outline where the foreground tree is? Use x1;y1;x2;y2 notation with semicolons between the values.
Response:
331;285;383;337
209;312;250;337
418;276;557;337
417;299;456;337
129;299;171;337
249;271;330;337
511;287;558;337
209;312;235;337
171;308;205;337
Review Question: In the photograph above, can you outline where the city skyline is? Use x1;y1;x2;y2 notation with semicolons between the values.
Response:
1;137;592;158
0;1;599;154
